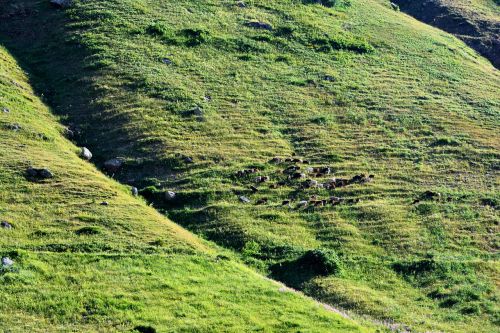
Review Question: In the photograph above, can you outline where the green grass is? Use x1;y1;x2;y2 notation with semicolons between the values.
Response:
0;45;372;332
0;0;498;332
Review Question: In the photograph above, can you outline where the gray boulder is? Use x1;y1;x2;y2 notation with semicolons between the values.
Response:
162;58;173;65
80;147;92;160
26;167;54;180
1;257;14;267
302;179;318;189
191;106;205;121
239;196;251;204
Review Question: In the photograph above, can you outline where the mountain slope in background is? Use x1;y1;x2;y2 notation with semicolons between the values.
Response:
393;0;500;67
0;0;498;332
0;45;371;332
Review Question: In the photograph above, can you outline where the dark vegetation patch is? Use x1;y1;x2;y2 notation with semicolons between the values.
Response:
271;249;342;288
301;0;351;9
146;23;211;46
75;226;102;236
305;32;373;54
431;136;461;147
392;256;497;316
133;325;157;333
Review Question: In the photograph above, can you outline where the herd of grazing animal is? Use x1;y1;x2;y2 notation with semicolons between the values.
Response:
233;156;375;209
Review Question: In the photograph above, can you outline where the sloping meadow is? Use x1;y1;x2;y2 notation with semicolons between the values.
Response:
0;0;498;332
0;44;373;332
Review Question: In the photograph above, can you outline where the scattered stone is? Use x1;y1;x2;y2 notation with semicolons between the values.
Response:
131;187;139;196
183;156;194;164
250;185;259;193
290;172;306;180
282;200;291;206
204;95;212;102
284;165;300;174
270;157;282;164
26;167;54;180
6;123;21;131
50;0;72;8
256;198;268;205
184;106;205;121
345;198;360;205
236;168;259;177
245;21;273;30
239;196;251;204
390;2;399;11
349;174;365;184
302;179;318;189
334;178;349;188
413;191;441;204
236;1;247;8
255;176;270;183
161;58;173;65
165;191;176;201
63;127;75;138
2;107;10;113
1;257;14;267
104;158;123;173
79;147;92;160
297;200;309;208
1;221;12;229
100;201;109;206
329;196;343;206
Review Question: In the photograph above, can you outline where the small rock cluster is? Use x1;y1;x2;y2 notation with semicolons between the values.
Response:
234;156;375;209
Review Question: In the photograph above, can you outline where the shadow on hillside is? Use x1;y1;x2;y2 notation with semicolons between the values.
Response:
0;0;158;184
392;0;499;68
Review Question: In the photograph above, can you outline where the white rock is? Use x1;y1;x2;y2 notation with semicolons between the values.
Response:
1;257;14;267
165;191;176;201
131;187;139;196
80;147;92;160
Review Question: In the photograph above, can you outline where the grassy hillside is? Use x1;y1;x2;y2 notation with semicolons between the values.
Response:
393;0;500;67
0;45;372;332
0;0;498;332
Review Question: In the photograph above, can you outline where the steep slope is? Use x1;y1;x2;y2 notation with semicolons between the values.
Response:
0;46;370;332
393;0;500;67
0;0;498;332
